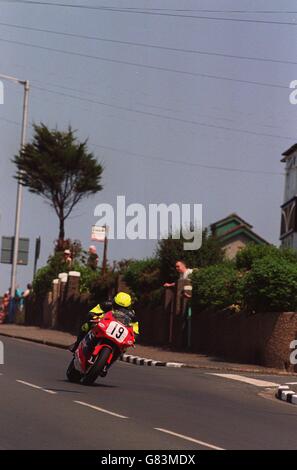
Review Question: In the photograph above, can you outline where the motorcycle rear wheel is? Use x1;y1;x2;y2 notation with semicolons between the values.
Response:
81;346;112;385
66;358;82;383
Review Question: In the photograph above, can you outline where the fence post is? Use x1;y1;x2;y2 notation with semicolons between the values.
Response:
66;271;81;300
164;286;175;344
51;279;60;329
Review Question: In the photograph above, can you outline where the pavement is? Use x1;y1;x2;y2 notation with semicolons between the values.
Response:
1;334;297;449
0;324;294;375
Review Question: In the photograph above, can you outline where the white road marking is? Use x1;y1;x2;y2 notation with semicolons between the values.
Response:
74;400;128;419
209;373;279;387
166;362;184;368
286;382;297;385
155;428;224;450
16;380;57;394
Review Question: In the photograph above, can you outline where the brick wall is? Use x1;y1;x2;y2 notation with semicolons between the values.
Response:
191;310;297;371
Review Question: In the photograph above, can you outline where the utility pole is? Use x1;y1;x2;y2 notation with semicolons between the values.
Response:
102;225;109;276
0;74;30;295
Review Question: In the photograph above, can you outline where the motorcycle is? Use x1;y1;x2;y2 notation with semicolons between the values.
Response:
66;310;136;385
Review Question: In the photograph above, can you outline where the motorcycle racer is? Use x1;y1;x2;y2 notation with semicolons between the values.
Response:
69;292;138;353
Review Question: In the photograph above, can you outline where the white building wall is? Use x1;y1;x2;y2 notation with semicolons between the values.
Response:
284;150;297;203
281;232;297;249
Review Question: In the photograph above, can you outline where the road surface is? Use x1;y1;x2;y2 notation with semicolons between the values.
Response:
0;335;297;450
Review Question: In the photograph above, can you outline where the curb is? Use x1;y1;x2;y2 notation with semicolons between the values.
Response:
276;385;297;405
121;354;185;368
0;332;69;350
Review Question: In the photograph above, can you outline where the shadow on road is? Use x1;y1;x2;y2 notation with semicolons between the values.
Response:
56;379;118;389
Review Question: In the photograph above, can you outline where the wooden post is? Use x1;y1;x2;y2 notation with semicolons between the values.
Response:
51;279;60;329
164;285;176;345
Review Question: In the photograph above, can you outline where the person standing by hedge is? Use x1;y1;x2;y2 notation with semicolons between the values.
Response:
163;260;193;289
87;245;99;271
63;249;72;268
163;260;194;348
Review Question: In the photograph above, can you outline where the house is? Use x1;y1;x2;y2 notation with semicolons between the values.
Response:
280;144;297;248
210;213;269;259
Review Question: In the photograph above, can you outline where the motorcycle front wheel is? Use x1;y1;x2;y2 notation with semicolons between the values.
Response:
81;346;112;385
66;358;82;383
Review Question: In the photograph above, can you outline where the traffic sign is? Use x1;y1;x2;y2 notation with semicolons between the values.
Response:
1;236;29;265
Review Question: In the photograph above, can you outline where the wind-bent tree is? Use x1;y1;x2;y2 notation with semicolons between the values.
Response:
13;123;103;242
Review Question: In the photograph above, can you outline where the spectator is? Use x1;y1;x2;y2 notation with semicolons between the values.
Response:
0;291;10;324
164;261;194;348
8;286;22;324
163;260;193;288
3;290;10;311
14;286;25;325
63;249;72;267
87;245;99;270
23;283;32;299
22;283;32;325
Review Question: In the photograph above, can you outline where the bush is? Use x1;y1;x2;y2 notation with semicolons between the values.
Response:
89;269;118;303
33;252;68;299
236;243;297;270
33;252;116;301
242;256;297;312
71;262;99;294
191;263;243;312
279;247;297;264
123;258;161;304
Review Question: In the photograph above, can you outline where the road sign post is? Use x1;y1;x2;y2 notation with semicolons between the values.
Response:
33;236;41;279
91;225;109;275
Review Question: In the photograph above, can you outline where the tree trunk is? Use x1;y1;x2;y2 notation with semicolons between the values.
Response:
59;216;65;241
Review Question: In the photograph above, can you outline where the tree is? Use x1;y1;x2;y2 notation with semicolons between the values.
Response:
13;124;103;242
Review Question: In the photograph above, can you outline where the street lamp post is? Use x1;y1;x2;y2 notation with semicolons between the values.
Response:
0;73;30;296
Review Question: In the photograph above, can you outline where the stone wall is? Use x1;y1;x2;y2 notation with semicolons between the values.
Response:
190;309;297;371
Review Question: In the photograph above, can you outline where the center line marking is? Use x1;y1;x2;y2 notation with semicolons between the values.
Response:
16;380;57;394
74;400;128;419
208;373;279;387
155;428;224;450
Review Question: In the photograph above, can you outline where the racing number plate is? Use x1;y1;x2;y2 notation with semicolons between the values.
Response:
106;321;129;343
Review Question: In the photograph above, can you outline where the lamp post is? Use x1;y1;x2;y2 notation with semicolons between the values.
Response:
0;73;30;296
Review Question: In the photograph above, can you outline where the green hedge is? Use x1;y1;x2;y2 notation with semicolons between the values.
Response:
236;243;297;270
190;251;297;314
123;258;162;305
242;256;297;312
191;263;243;312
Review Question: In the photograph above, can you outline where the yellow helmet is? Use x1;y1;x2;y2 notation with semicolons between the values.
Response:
114;292;132;308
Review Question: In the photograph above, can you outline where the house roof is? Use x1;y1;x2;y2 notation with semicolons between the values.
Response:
281;144;297;162
211;213;269;246
216;224;269;245
210;213;253;231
